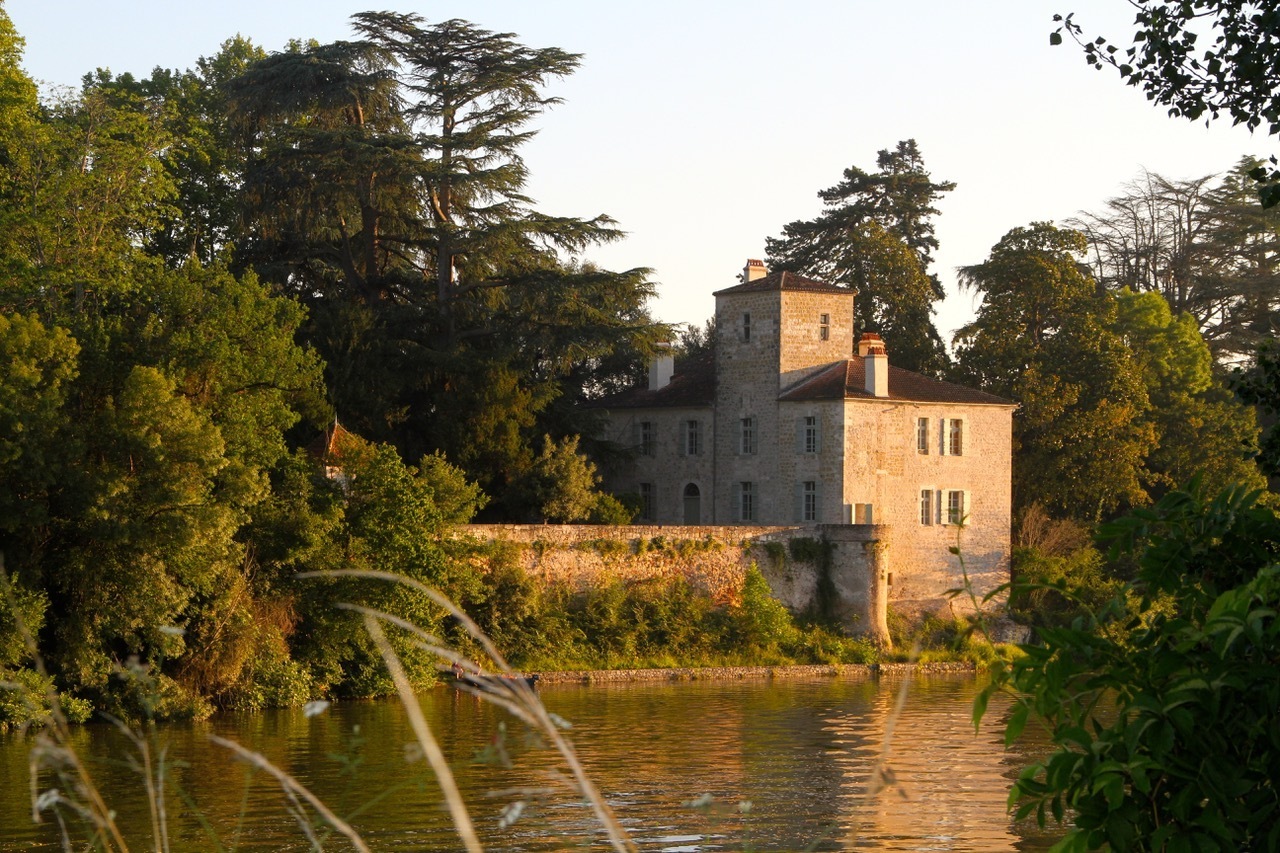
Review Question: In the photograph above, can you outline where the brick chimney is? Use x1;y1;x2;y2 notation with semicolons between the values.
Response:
648;341;675;391
743;258;767;282
858;333;888;397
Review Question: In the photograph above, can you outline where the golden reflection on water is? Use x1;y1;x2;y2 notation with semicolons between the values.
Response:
0;674;1057;851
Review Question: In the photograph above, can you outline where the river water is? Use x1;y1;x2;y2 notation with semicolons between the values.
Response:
0;673;1058;851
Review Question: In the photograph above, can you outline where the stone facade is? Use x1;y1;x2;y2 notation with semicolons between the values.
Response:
591;261;1016;618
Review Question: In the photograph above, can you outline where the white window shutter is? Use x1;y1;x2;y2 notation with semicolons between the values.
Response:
795;418;805;454
795;482;804;522
731;487;741;521
814;418;822;454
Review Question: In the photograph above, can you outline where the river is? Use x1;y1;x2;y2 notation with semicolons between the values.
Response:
0;673;1059;851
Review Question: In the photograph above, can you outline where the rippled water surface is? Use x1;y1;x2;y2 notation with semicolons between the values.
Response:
0;674;1058;850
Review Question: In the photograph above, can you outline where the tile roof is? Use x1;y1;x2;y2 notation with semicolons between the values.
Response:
585;353;716;409
592;354;1012;409
713;270;853;296
779;358;1015;406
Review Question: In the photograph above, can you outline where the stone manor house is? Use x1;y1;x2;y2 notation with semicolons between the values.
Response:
592;260;1016;608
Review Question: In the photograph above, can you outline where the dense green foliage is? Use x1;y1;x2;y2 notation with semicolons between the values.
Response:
983;483;1280;850
953;223;1263;522
0;6;658;723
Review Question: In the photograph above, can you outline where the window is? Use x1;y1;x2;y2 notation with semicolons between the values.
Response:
685;420;701;456
740;417;755;454
917;417;929;454
742;312;751;342
947;490;966;525
947;419;964;456
803;415;819;454
819;313;830;341
740;481;755;522
920;489;934;525
802;481;818;522
639;421;655;456
639;483;654;521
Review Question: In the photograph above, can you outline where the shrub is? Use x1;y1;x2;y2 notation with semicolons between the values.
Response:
982;483;1280;850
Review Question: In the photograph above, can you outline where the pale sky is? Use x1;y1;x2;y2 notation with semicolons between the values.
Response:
6;1;1266;340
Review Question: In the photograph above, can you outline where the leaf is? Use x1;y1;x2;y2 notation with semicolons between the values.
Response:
1051;31;1064;46
1006;701;1030;746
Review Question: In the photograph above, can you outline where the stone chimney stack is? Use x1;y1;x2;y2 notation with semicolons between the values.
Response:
743;258;768;282
647;341;675;391
858;332;889;397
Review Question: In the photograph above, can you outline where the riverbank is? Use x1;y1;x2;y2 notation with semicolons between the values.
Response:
532;660;977;684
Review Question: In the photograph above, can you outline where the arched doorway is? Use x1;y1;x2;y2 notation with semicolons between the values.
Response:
683;483;701;525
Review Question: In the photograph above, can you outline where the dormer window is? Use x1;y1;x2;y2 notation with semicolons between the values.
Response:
742;312;751;342
819;313;830;341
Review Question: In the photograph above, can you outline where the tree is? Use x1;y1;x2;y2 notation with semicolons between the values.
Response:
521;434;602;523
955;223;1263;523
1052;1;1280;205
954;224;1155;521
99;38;267;268
1112;288;1264;498
1071;161;1280;364
226;15;666;510
766;140;954;375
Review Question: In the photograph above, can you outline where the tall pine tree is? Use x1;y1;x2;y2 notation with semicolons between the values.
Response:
766;139;954;375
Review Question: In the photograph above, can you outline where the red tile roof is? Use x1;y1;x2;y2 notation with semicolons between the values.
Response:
593;354;1012;409
779;358;1014;406
713;270;853;296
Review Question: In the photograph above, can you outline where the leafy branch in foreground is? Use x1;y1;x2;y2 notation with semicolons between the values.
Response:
977;480;1280;851
1051;2;1280;206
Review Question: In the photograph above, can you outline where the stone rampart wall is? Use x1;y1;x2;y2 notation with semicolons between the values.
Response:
456;523;887;640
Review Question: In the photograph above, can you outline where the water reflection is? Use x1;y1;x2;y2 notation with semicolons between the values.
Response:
0;674;1057;851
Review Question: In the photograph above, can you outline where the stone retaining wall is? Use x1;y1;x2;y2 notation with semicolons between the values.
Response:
456;523;890;642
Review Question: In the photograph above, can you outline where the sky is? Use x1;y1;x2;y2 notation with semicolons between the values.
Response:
5;0;1267;340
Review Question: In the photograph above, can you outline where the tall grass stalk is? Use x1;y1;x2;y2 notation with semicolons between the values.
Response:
361;611;483;853
314;568;637;852
207;735;372;852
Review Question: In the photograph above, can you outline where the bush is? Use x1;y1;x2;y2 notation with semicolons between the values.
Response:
0;667;92;731
983;483;1280;850
1007;544;1124;632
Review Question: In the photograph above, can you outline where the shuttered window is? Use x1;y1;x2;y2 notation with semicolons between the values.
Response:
947;419;964;456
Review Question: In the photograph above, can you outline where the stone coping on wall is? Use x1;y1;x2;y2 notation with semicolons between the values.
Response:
530;661;976;684
456;523;808;545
